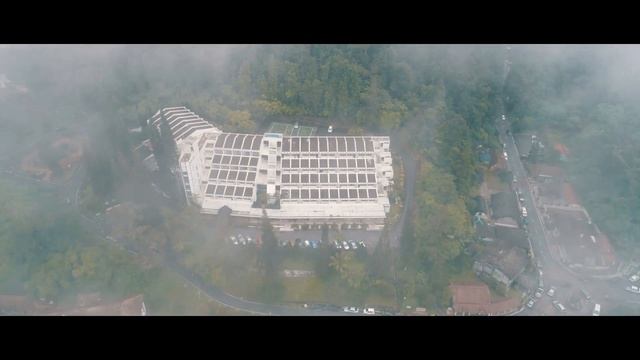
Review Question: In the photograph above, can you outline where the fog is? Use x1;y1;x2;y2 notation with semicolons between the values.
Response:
1;44;640;315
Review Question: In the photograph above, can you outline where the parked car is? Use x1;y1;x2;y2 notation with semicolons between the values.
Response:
629;274;640;282
311;240;319;249
526;298;536;309
581;289;592;301
304;240;311;248
342;241;350;250
534;288;544;298
334;240;342;249
343;306;359;314
625;285;640;294
502;114;506;121
363;307;375;315
547;287;556;297
593;303;601;316
328;125;333;133
349;240;358;250
552;300;566;312
359;241;366;249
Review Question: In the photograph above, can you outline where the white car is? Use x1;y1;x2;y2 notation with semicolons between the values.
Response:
526;298;536;309
502;114;506;121
547;287;556;297
343;307;359;314
328;125;333;133
593;303;601;316
629;274;640;283
625;285;640;294
342;241;350;250
304;240;311;248
534;288;544;298
363;308;375;315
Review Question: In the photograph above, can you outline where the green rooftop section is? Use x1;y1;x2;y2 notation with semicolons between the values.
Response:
268;122;316;137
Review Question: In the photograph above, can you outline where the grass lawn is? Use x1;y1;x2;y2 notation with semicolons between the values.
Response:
282;255;316;271
449;269;480;283
143;269;247;315
281;276;396;307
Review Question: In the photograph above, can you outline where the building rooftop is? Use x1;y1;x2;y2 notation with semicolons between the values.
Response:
449;282;521;315
149;107;394;224
490;192;519;220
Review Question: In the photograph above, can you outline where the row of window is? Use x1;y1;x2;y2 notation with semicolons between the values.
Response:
212;149;260;157
281;172;376;184
281;187;378;200
205;184;254;198
209;169;257;182
282;137;375;153
282;157;375;169
211;154;260;167
214;133;263;150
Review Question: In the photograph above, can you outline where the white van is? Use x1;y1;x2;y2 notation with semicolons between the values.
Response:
593;303;601;316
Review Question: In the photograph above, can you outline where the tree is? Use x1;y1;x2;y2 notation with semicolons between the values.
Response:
227;110;256;133
367;223;392;280
330;251;367;290
435;112;476;198
410;160;473;282
379;99;407;130
259;210;278;277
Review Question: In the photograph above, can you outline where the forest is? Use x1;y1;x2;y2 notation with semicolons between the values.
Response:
503;45;640;260
0;45;508;310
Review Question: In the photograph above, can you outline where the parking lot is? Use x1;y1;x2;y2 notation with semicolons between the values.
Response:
524;283;597;316
226;227;381;253
543;207;616;269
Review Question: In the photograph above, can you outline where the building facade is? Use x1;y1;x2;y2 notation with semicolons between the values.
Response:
149;107;394;230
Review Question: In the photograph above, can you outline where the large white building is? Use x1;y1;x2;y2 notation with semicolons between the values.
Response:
149;107;394;230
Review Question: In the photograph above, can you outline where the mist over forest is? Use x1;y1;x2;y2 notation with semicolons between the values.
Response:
1;44;639;315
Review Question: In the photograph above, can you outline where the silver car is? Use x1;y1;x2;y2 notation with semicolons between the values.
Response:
625;285;640;294
547;287;556;297
534;288;544;298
